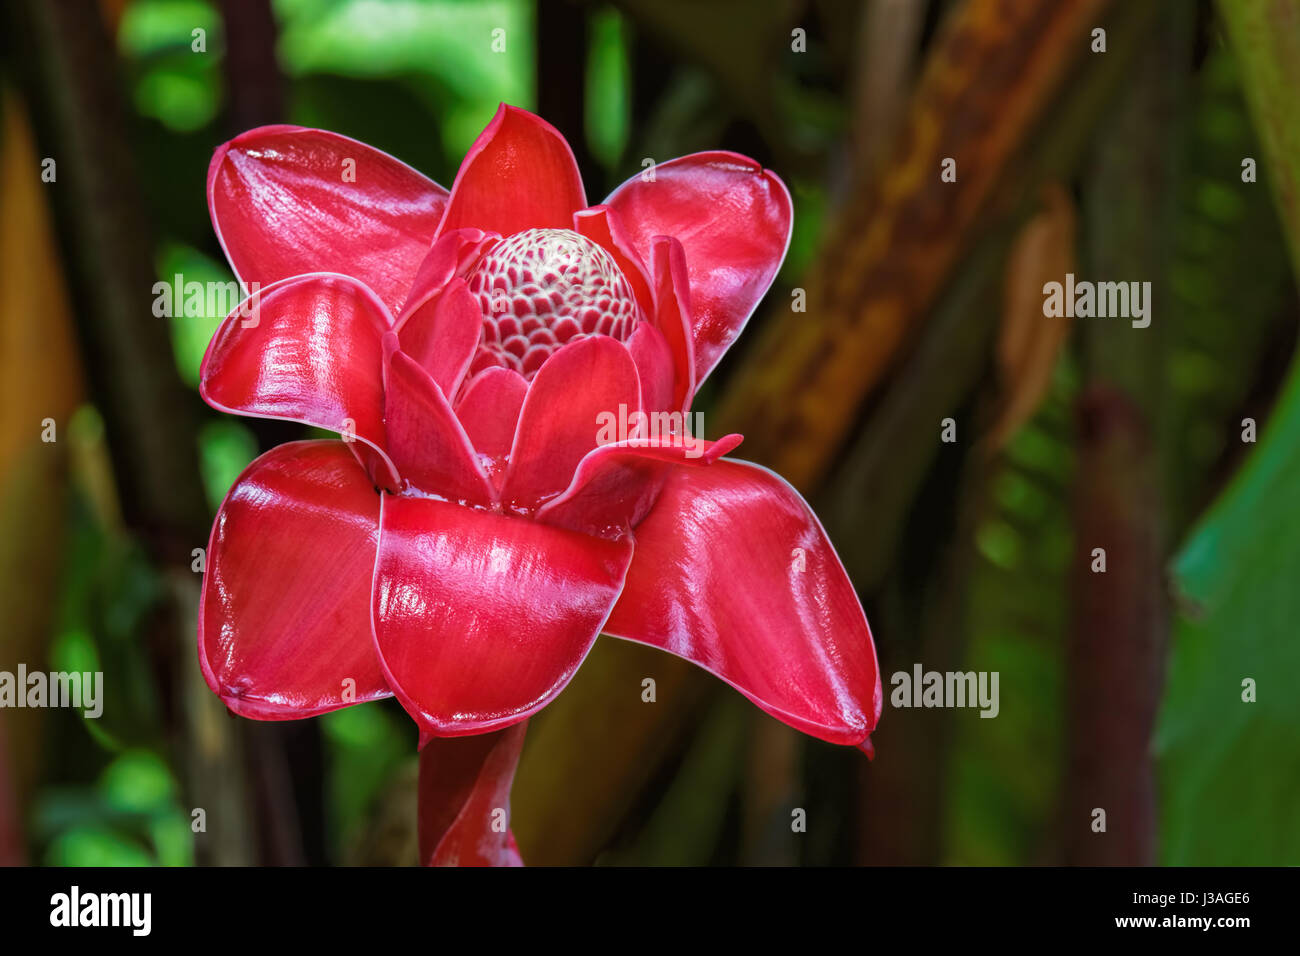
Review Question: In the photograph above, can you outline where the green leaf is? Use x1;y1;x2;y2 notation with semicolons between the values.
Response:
1156;360;1300;864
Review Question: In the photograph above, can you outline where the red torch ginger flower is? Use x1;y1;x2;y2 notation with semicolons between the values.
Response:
198;105;880;865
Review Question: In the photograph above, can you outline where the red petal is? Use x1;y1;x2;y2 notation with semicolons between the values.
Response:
649;236;696;412
536;434;743;538
419;722;527;867
603;459;881;746
395;278;482;400
455;366;529;461
400;227;497;319
198;441;390;719
574;205;654;319
395;229;497;395
372;496;633;736
208;125;447;313
200;272;399;486
603;152;792;383
400;227;491;310
625;323;676;415
382;340;495;505
501;336;641;512
437;105;586;238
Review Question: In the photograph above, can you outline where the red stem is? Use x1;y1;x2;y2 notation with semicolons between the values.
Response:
417;721;529;867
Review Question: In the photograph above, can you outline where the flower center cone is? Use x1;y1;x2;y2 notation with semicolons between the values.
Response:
467;228;641;379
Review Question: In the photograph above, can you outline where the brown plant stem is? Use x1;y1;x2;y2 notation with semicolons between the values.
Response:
716;0;1110;490
1060;2;1190;864
849;0;926;184
216;0;284;134
1064;390;1164;864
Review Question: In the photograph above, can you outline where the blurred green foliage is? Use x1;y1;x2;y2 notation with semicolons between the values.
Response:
38;750;193;866
945;360;1076;865
320;703;410;855
155;241;237;386
277;0;534;170
584;7;631;170
1162;46;1293;535
119;0;223;131
197;420;258;511
30;403;189;866
598;695;748;866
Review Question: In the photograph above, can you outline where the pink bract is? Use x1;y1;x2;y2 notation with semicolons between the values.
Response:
197;104;880;865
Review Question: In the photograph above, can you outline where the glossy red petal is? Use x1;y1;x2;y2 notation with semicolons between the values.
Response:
198;441;390;719
436;105;586;238
395;229;497;394
501;336;641;512
649;236;695;412
400;227;496;320
536;434;743;538
200;272;399;485
604;152;792;383
372;496;633;736
419;721;528;867
395;278;482;399
455;366;529;461
208;125;447;313
383;339;495;506
603;459;881;746
574;205;654;319
625;322;676;415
